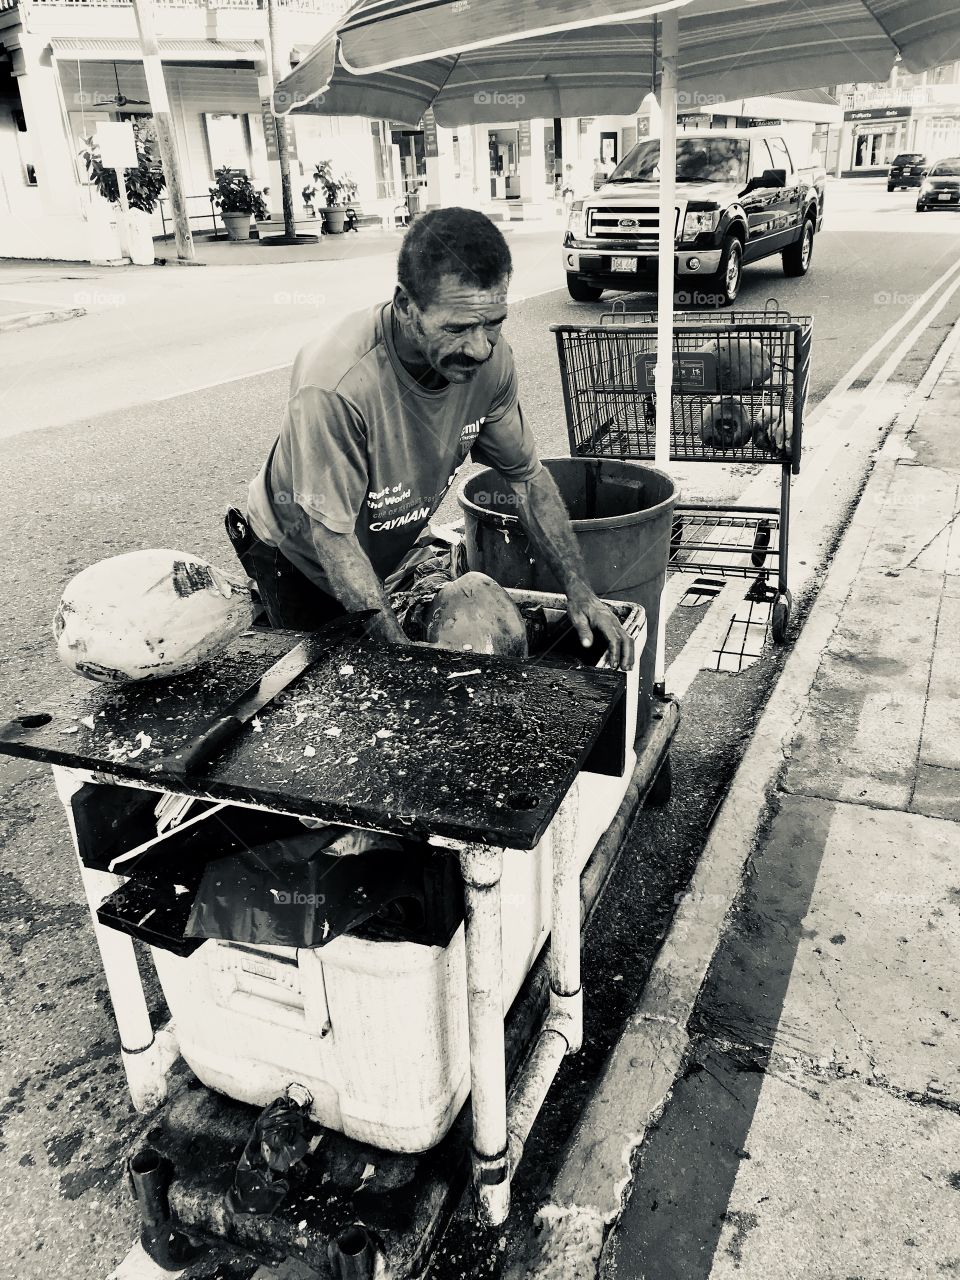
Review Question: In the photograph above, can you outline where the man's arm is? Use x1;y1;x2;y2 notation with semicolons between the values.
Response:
508;469;635;671
310;523;407;644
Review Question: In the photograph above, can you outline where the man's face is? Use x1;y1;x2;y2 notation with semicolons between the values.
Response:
396;273;510;384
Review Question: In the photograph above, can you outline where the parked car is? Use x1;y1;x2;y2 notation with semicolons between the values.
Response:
562;129;826;306
916;158;960;211
888;153;927;191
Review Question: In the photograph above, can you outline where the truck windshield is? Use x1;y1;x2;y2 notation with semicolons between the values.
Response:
609;137;749;184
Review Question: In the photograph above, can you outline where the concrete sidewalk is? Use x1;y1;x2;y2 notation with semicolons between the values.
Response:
511;327;960;1279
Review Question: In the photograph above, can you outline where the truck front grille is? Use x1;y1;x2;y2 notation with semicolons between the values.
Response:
586;205;677;248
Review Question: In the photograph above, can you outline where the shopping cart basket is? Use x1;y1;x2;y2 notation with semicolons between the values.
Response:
551;305;813;642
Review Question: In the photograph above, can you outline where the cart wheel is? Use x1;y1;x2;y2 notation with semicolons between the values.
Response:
771;590;793;643
751;519;772;567
646;754;673;808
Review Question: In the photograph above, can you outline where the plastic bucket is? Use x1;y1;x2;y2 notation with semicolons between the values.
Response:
457;458;677;739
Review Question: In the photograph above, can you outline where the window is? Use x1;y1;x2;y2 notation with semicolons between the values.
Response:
204;113;250;176
612;136;749;184
765;135;792;175
749;138;774;179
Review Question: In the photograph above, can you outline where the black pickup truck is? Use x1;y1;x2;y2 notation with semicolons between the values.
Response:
562;129;826;306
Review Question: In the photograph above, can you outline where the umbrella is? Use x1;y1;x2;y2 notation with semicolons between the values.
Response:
276;1;960;126
274;0;960;461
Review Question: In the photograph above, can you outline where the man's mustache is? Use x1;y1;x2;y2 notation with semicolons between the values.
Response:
442;352;492;370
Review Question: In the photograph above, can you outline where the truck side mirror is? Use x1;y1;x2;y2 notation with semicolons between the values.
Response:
760;168;786;188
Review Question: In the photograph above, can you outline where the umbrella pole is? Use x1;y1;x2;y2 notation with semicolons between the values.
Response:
654;9;678;690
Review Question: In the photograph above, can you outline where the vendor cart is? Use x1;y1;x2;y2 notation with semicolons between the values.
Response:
0;589;678;1277
552;305;813;642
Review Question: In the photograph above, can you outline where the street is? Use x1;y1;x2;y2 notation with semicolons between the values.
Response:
1;177;960;1279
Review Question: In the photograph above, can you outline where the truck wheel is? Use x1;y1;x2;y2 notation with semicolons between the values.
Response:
783;217;815;277
567;276;605;302
887;183;895;192
707;234;742;307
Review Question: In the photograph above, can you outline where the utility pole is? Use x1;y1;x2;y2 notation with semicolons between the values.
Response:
130;0;194;261
266;0;297;242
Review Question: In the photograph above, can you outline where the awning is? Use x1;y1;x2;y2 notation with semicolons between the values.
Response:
49;37;264;64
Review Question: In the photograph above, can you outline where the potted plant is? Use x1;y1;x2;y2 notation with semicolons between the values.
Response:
302;182;318;216
209;167;269;241
312;160;358;233
80;124;165;265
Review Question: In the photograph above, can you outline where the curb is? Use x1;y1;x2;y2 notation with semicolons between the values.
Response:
504;316;960;1280
0;305;86;334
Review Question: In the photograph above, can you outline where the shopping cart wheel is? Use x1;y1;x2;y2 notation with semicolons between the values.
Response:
646;753;672;808
771;589;793;643
751;519;772;567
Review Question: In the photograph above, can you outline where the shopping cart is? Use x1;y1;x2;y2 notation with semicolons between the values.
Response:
551;303;813;642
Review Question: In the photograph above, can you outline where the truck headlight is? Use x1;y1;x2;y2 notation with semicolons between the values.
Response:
682;209;719;239
566;201;587;240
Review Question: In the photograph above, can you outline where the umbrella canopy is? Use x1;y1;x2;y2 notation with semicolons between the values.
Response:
275;0;960;124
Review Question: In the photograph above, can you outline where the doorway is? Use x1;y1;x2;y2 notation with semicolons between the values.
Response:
488;126;520;199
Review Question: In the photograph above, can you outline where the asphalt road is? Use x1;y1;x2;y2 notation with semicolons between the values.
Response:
1;179;959;1280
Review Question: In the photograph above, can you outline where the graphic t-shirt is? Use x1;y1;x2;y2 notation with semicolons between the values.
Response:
246;301;541;591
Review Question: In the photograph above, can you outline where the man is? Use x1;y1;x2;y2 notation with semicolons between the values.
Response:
238;207;633;671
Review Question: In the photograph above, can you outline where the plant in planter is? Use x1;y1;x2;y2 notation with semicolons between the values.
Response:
311;160;359;233
302;183;318;216
80;124;165;264
209;167;269;241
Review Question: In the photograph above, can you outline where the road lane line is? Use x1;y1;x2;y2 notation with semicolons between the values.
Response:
805;251;960;424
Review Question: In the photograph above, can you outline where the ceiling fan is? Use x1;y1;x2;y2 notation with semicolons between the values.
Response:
93;62;150;110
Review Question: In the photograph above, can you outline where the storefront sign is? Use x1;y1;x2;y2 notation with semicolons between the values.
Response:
262;100;299;163
518;120;531;158
579;117;595;135
262;100;280;162
844;106;912;121
423;108;439;158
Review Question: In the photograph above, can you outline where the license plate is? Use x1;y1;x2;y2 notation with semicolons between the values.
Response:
611;255;637;272
939;193;953;201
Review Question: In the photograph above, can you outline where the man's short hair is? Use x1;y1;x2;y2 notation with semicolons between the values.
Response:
397;208;512;308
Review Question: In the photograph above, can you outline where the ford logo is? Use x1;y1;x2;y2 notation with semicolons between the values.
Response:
618;217;638;229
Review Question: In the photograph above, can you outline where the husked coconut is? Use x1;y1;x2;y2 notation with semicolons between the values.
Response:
53;549;256;682
422;572;528;658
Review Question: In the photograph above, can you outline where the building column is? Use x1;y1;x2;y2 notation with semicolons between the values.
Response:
16;35;84;216
517;117;552;210
836;120;853;176
426;121;459;209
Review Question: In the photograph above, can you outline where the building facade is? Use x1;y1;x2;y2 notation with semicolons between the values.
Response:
0;0;861;264
836;62;960;176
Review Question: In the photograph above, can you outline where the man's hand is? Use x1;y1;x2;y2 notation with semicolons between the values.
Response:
566;585;636;672
366;607;412;646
